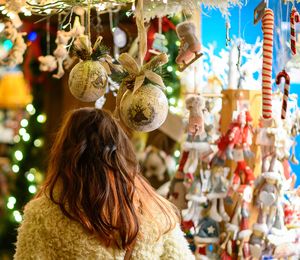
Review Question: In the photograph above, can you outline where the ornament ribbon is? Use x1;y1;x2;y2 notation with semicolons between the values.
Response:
118;52;168;94
135;0;147;67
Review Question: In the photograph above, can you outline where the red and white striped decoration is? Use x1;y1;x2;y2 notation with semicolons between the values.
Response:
276;70;290;120
262;9;274;119
290;7;300;56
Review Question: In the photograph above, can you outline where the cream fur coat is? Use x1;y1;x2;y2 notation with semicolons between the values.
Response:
14;195;195;260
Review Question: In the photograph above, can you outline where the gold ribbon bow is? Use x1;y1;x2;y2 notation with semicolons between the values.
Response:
118;52;168;94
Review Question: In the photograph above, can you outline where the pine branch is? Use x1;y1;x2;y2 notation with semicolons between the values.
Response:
91;44;110;61
110;70;129;84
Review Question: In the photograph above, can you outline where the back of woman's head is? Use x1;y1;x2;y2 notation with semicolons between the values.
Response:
39;108;179;249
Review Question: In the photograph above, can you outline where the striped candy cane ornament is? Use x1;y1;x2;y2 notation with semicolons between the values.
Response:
276;70;290;120
262;9;274;119
290;7;300;56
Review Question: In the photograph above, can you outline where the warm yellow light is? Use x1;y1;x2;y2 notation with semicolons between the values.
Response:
12;165;20;173
13;135;20;143
34;139;43;147
169;98;176;105
19;128;26;136
20;119;28;127
26;104;36;115
37;114;47;123
174;150;180;157
167;66;173;72
167;86;173;94
22;133;30;142
14;150;23;161
13;210;22;222
26;173;35;182
28;185;37;194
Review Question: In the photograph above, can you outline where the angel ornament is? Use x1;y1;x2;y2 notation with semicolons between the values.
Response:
207;166;231;223
256;117;277;173
183;94;215;186
255;172;281;227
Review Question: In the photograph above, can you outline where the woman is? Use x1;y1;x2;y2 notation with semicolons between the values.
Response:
14;108;194;259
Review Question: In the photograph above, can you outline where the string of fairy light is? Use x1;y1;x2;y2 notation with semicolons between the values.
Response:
6;103;46;223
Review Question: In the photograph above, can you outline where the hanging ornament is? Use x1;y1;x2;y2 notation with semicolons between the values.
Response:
175;21;202;72
149;33;168;54
38;55;57;72
69;60;108;102
120;83;168;132
149;17;168;55
118;52;168;132
113;27;127;48
261;8;274;119
0;19;27;68
276;70;290;120
38;16;85;77
290;7;300;56
68;36;120;102
225;16;231;47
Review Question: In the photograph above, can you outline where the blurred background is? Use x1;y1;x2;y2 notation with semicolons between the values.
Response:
0;0;300;258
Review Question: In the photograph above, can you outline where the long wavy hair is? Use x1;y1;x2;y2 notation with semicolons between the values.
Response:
38;108;179;250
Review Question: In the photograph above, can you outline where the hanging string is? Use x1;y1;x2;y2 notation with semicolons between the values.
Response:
46;17;50;55
238;6;241;40
61;9;73;30
87;0;91;42
286;2;290;45
109;9;113;31
225;15;231;47
58;13;62;30
236;6;242;71
193;65;198;94
158;17;162;34
109;10;120;59
285;1;290;68
135;0;147;67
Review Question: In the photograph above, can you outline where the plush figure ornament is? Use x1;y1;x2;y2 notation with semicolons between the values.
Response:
207;167;230;223
38;55;57;72
256;117;276;173
183;94;216;186
185;94;205;143
118;53;169;132
249;223;268;259
220;223;239;259
39;16;85;77
175;21;202;71
255;172;281;227
53;30;71;79
0;20;27;68
213;111;253;165
167;151;189;210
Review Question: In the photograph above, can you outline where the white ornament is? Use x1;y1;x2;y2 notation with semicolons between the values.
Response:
120;84;168;132
68;60;108;102
113;27;127;48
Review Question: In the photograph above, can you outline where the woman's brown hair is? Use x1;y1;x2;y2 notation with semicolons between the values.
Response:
38;108;179;250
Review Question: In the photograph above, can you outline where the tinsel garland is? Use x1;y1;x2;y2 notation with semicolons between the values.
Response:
143;0;242;21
